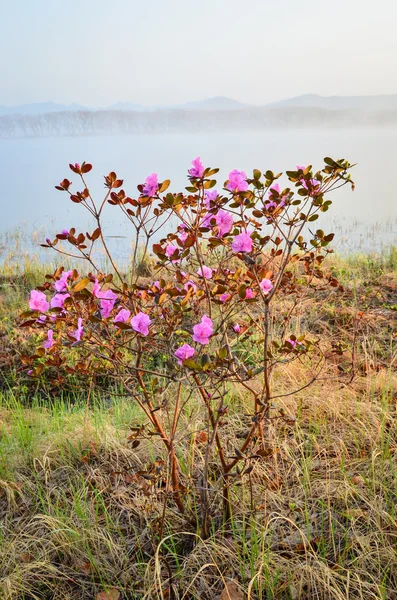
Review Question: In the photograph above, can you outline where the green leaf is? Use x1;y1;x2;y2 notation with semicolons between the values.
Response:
218;347;228;359
182;359;202;371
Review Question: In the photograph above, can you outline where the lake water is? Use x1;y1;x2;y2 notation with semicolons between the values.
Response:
0;128;396;261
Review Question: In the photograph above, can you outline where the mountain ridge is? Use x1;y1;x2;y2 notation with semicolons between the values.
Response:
1;94;397;116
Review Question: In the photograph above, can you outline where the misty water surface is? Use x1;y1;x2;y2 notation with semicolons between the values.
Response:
0;128;396;259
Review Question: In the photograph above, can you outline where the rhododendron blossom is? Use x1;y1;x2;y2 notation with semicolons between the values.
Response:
192;315;213;345
226;169;248;193
131;312;151;336
215;209;234;237
73;318;84;342
165;244;179;259
231;231;253;253
297;165;320;193
260;278;273;295
142;173;159;197
197;265;213;279
266;183;288;210
177;224;189;243
43;329;54;349
29;290;49;313
174;343;196;365
245;288;255;299
93;283;117;302
184;280;197;293
204;189;219;207
219;293;230;302
233;323;241;333
201;212;215;229
54;270;72;292
188;157;204;178
114;308;131;323
100;300;115;319
50;293;70;309
152;281;163;292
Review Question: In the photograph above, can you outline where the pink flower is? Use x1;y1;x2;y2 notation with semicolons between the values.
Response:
269;183;281;196
174;343;196;365
165;244;179;260
131;311;151;336
114;308;131;323
215;209;234;237
197;265;213;279
201;212;215;228
287;338;298;347
204;189;219;207
73;318;84;342
61;229;70;236
192;315;213;345
266;183;288;210
219;293;230;303
178;224;189;243
152;280;163;292
302;178;320;193
98;288;118;318
184;280;197;293
296;165;320;194
29;290;49;313
43;330;54;349
260;278;273;295
75;163;81;170
265;200;277;211
92;279;101;297
54;270;72;292
50;293;70;309
233;323;241;333
245;288;255;299
100;299;115;319
231;231;253;253
188;157;205;178
226;169;248;193
93;283;118;302
142;173;159;197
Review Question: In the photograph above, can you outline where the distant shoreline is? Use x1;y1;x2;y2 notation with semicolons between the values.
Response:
2;107;397;139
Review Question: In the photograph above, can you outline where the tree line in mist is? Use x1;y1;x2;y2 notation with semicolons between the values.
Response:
1;107;397;138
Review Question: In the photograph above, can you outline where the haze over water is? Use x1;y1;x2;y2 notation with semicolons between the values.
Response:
0;127;396;259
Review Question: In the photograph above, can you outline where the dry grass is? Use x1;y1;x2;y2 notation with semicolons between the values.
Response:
0;364;396;599
0;248;396;599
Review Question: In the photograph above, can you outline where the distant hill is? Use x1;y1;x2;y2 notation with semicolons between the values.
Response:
0;96;249;116
105;101;146;112
0;101;92;116
180;96;249;111
269;93;397;110
3;94;397;116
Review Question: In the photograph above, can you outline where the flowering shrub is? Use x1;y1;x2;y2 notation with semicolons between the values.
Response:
20;156;354;534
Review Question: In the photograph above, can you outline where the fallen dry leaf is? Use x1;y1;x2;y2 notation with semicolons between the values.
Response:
196;430;208;443
96;588;120;600
350;475;365;486
219;579;245;600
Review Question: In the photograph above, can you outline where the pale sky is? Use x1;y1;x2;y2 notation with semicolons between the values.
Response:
1;0;397;107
